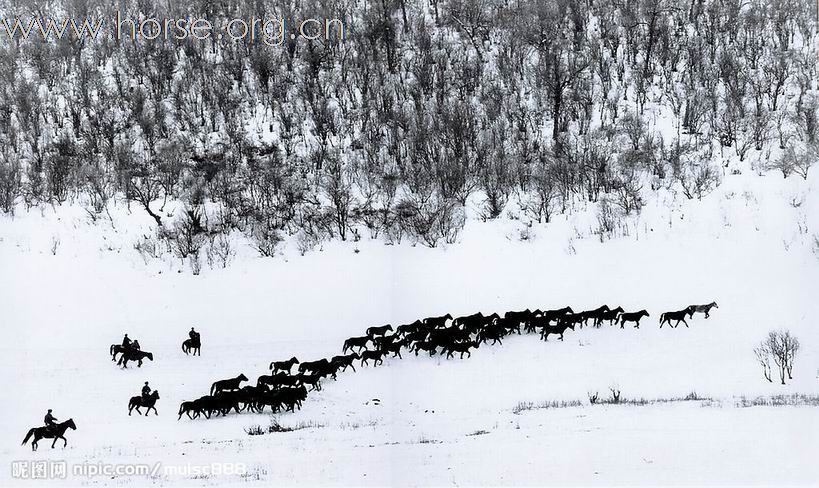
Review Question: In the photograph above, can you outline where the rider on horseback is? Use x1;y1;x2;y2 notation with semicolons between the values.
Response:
122;334;132;349
44;409;58;435
189;327;199;342
142;382;151;400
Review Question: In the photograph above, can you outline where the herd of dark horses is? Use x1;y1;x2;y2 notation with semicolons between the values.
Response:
21;300;717;448
175;301;717;421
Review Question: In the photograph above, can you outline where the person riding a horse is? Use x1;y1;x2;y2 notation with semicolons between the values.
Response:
142;382;151;400
44;409;58;435
189;327;200;342
122;334;132;349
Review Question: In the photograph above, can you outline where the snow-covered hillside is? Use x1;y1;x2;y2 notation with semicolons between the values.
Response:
1;163;817;486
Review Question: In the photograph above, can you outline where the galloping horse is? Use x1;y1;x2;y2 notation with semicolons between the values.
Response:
128;391;160;416
22;419;77;451
687;302;718;319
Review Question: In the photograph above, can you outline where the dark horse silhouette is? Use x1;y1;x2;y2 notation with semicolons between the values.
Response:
211;374;248;395
110;340;140;361
129;391;160;416
687;302;718;319
540;321;575;341
342;336;370;353
117;349;153;368
182;336;201;356
618;310;649;328
366;324;393;337
659;309;690;328
595;306;624;327
22;419;77;451
269;357;299;373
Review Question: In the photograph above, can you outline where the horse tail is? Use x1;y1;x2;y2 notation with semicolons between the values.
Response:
110;344;115;355
182;341;187;353
22;428;34;446
659;313;665;323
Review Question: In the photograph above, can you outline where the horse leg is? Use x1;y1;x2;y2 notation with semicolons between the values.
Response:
51;437;57;449
682;319;689;328
61;436;67;448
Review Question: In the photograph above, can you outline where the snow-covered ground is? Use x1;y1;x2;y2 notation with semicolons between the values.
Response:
1;168;818;486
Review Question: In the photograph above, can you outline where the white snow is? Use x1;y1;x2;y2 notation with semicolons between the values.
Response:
0;168;818;486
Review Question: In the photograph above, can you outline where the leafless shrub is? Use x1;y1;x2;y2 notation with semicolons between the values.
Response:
753;341;774;382
0;152;21;214
167;206;206;259
248;222;283;258
612;170;644;215
756;330;800;384
50;235;60;255
595;197;623;242
771;143;817;180
676;162;721;200
396;193;465;248
206;233;235;269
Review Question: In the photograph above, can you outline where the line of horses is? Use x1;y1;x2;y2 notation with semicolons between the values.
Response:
176;301;717;421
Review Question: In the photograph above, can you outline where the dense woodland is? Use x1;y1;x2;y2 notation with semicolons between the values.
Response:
0;0;817;261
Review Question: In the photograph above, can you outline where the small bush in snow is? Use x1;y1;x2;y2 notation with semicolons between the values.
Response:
676;161;721;200
754;330;800;384
735;394;819;408
50;235;60;255
513;399;583;414
248;223;283;258
206;233;235;269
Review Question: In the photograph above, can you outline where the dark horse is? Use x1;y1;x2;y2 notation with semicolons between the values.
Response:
269;357;299;373
342;336;371;353
129;391;160;416
540;321;575;341
182;337;201;356
687;302;718;319
22;419;77;451
366;324;393;337
211;374;248;395
659;309;690;328
117;349;153;368
110;340;140;361
618;310;649;328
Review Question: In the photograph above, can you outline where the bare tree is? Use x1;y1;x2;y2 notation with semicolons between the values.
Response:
753;341;773;382
763;330;801;385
